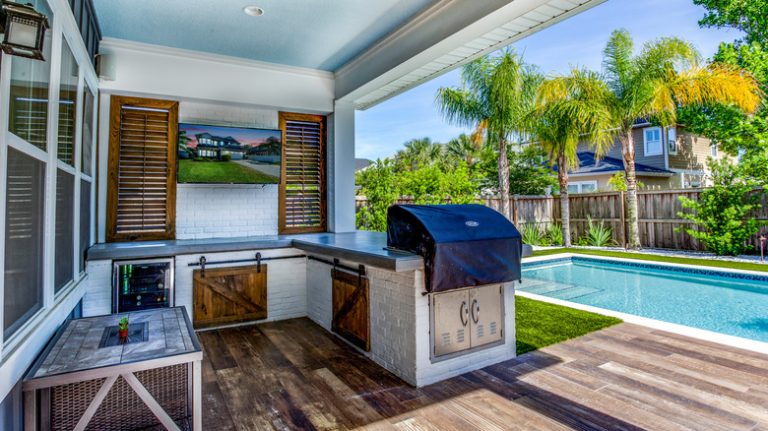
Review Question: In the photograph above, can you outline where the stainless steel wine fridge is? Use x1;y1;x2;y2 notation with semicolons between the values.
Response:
112;258;175;313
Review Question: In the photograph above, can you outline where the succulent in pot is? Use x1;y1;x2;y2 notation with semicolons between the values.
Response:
118;317;130;342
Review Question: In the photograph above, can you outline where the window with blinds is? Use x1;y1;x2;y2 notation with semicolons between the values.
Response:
279;112;326;234
107;96;178;242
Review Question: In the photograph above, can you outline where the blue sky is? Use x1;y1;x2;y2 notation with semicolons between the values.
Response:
354;0;744;161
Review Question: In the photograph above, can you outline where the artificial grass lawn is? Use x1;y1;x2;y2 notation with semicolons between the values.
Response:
515;296;622;355
178;159;278;184
531;247;768;273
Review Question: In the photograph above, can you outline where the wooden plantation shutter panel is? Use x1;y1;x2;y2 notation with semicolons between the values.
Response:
107;96;178;242
279;112;326;234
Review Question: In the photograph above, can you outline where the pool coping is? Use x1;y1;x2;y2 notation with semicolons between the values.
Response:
520;253;768;356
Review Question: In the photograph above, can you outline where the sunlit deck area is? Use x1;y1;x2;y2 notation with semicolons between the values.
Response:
199;318;768;431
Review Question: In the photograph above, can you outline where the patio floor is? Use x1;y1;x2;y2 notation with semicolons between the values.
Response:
198;318;768;430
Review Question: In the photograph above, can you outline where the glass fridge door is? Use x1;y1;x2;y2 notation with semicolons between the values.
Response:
114;260;173;312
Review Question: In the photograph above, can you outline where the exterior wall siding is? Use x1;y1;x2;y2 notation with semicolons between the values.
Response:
669;129;714;171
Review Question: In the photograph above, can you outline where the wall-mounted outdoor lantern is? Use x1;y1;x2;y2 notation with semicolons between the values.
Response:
0;1;50;60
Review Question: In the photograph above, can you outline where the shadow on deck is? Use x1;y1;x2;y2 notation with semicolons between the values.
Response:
199;318;768;430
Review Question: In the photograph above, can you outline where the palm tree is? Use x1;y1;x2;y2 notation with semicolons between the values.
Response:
601;29;761;248
395;137;444;170
533;68;615;246
446;133;479;166
436;50;541;219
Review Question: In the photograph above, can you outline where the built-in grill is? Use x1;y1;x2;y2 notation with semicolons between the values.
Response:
387;204;522;293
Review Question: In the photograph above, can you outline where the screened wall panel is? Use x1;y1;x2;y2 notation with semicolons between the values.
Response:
81;87;95;176
107;96;178;242
79;180;91;272
57;40;79;165
7;0;53;152
279;112;326;234
4;149;46;339
54;170;75;293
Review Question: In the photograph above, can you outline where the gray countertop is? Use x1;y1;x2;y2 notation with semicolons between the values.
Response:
27;307;201;380
87;231;424;272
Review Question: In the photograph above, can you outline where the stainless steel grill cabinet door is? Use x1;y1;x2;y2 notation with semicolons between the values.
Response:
432;289;471;356
469;285;503;348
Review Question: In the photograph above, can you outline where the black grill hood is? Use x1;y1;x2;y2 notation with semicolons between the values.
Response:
387;204;522;293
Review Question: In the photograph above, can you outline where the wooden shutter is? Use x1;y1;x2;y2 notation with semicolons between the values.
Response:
279;112;326;234
106;96;178;242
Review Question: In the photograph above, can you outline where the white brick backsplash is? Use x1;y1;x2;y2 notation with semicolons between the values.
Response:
175;101;280;240
176;184;278;239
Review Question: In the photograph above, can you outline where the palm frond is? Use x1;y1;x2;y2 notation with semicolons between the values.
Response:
435;87;485;129
635;37;700;79
671;64;763;114
602;29;635;95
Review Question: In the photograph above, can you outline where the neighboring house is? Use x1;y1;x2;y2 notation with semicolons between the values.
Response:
566;122;718;192
355;158;373;172
195;133;246;160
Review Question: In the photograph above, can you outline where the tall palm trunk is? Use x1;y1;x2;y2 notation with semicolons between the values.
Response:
557;151;572;247
498;133;511;220
620;131;640;249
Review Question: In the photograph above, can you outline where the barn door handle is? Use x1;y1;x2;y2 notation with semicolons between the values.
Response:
459;301;469;327
471;299;480;324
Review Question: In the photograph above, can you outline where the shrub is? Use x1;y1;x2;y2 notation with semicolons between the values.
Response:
677;160;763;256
221;154;232;162
608;172;644;192
581;217;614;247
546;223;564;246
522;223;545;246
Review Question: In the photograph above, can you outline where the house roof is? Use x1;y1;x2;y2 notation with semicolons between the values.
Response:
554;152;674;176
355;158;373;171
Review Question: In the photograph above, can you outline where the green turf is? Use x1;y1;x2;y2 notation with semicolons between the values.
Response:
178;159;279;184
530;247;768;273
515;296;622;355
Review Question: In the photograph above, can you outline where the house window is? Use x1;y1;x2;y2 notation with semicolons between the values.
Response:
667;127;677;155
279;112;326;234
567;181;598;194
107;96;179;242
710;144;718;158
57;39;79;166
644;127;662;156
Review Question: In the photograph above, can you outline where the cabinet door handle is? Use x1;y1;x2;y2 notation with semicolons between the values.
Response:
471;299;480;324
459;301;469;327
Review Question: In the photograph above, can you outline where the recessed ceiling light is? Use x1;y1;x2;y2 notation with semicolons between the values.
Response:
243;6;264;16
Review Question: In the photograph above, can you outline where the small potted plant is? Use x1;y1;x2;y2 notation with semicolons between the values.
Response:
118;317;130;343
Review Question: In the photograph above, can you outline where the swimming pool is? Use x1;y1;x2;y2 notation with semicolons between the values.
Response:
520;256;768;343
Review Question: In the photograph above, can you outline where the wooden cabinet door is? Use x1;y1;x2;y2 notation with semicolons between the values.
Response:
193;264;267;328
432;289;471;357
332;269;370;351
469;284;503;348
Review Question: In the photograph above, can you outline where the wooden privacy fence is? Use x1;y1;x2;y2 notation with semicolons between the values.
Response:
356;189;768;252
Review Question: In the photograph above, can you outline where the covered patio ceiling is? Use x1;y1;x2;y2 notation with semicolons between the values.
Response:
92;0;606;110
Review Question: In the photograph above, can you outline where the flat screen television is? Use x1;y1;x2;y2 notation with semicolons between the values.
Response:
177;123;281;184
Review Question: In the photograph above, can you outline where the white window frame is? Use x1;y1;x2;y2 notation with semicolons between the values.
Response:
667;126;677;155
568;181;598;194
644;126;663;156
0;0;99;362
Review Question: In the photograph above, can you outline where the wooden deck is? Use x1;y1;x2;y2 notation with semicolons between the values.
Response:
199;318;768;430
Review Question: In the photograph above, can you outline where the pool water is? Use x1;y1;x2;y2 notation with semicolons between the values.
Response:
520;257;768;343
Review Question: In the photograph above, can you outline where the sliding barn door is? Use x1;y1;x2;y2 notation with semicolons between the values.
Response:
193;265;267;328
332;269;370;351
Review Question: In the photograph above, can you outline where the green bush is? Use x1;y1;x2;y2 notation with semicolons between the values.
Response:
522;223;545;246
546;223;564;246
221;154;232;162
581;217;614;247
677;160;763;256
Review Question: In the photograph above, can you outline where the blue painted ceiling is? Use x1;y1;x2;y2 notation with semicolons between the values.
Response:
92;0;437;71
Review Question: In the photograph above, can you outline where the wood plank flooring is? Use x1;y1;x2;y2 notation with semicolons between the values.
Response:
199;318;768;430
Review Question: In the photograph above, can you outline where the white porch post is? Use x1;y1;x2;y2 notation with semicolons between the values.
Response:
327;100;356;233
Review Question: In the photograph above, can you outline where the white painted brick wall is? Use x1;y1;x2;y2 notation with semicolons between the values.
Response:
175;184;278;239
306;255;516;387
176;101;280;240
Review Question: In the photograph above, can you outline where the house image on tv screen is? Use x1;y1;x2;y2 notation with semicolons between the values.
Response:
177;123;282;184
195;133;247;160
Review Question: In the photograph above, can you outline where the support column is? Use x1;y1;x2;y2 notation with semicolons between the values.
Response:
327;100;356;233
